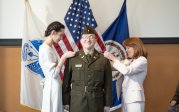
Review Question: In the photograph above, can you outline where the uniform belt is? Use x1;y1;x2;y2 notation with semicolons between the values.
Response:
72;86;103;92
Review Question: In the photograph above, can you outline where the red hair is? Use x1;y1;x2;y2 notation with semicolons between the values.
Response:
123;37;148;58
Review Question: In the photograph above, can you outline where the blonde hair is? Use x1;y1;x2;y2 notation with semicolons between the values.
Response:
123;37;148;59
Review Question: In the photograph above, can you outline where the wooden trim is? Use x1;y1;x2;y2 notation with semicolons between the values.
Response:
0;38;179;46
141;38;179;44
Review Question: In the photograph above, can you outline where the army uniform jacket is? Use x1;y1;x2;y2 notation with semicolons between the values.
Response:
62;49;112;112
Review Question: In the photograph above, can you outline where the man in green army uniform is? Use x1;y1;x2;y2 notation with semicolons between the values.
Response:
62;25;112;112
168;81;179;112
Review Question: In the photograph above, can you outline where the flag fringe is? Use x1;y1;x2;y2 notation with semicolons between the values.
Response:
20;104;41;112
110;104;121;111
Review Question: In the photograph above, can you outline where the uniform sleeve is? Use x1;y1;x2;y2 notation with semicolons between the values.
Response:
104;59;113;107
113;57;147;76
62;58;72;105
39;46;60;78
172;82;179;104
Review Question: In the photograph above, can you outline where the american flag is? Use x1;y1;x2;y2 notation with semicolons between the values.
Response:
53;0;106;79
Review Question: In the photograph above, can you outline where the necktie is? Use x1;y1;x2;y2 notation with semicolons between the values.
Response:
86;54;91;63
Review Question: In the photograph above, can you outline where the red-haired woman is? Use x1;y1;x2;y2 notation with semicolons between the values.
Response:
104;37;148;112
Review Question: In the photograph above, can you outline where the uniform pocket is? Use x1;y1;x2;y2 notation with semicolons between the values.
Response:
71;90;83;96
72;67;84;81
93;67;104;81
94;91;104;98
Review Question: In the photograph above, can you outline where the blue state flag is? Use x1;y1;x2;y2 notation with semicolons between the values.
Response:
102;0;129;111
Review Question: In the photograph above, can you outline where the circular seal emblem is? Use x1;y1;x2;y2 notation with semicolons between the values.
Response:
104;40;126;61
104;40;126;81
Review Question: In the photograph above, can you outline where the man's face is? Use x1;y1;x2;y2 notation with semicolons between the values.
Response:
80;34;96;50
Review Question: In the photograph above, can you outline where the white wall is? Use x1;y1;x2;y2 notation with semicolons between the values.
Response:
127;0;179;37
0;0;24;39
0;0;179;39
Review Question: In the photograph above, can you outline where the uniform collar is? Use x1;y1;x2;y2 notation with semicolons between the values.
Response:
78;49;100;64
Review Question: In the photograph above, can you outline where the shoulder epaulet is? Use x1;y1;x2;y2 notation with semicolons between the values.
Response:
74;51;80;57
99;51;103;54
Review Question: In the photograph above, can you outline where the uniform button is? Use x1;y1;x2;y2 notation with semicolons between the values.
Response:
88;75;91;77
88;68;90;70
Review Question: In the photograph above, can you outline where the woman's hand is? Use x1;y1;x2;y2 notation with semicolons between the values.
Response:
64;105;69;111
170;100;177;106
104;106;110;112
104;51;117;62
57;51;75;69
63;51;76;59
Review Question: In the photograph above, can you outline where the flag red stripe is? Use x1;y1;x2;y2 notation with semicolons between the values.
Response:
53;43;64;57
53;43;65;80
76;41;82;50
60;71;64;80
62;35;74;51
96;34;106;51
